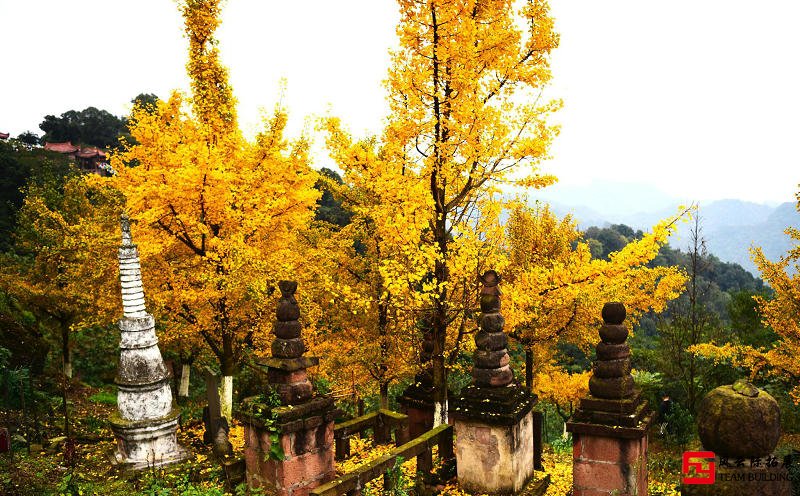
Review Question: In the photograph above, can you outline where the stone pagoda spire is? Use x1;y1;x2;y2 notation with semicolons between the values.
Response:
266;280;315;404
569;302;651;427
110;215;187;469
472;270;513;387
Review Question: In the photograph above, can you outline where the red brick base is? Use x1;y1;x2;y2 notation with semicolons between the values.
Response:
572;433;648;496
243;419;335;496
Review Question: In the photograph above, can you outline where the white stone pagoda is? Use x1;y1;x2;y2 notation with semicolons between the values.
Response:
109;215;187;469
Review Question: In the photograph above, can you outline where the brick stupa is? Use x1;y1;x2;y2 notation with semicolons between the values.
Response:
241;281;336;495
567;302;653;496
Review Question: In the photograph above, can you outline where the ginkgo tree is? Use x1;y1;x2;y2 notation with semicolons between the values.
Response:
381;0;561;425
0;175;123;379
308;126;432;408
691;191;800;404
503;203;687;363
107;0;319;420
501;202;687;431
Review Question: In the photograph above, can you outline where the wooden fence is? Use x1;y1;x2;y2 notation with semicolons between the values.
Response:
312;423;455;496
333;409;410;460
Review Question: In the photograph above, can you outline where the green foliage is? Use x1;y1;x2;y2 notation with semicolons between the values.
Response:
550;435;573;454
240;389;285;462
0;140;75;251
632;370;664;409
583;224;642;260
728;289;777;348
312;376;332;396
234;482;268;496
88;390;117;405
16;132;41;146
73;325;119;386
314;167;352;228
537;401;569;444
56;471;94;496
141;465;228;496
39;107;126;148
663;402;695;448
132;93;160;113
367;456;411;496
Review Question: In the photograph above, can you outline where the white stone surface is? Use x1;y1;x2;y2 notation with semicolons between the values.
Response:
111;216;187;468
118;382;173;421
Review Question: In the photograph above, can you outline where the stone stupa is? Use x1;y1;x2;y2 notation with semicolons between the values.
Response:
109;215;187;469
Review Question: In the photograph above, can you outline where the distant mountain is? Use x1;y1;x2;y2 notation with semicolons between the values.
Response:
696;202;798;274
528;184;799;275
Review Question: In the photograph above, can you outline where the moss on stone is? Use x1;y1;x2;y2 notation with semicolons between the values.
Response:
697;382;781;458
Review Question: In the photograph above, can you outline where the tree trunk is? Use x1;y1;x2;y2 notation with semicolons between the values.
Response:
379;381;389;410
179;364;191;398
219;331;236;422
219;375;233;423
525;347;533;390
61;325;72;379
431;206;450;427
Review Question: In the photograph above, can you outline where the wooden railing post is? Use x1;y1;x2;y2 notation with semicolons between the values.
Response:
438;424;456;479
417;446;433;485
395;422;410;447
533;410;544;471
335;433;351;461
383;466;396;493
375;413;389;444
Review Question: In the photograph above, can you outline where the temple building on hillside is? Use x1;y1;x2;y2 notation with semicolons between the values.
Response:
0;132;9;139
43;141;112;176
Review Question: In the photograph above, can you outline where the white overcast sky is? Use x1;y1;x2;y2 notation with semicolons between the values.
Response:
1;1;799;204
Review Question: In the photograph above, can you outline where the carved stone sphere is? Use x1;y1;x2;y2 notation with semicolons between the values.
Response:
697;380;781;458
601;302;626;324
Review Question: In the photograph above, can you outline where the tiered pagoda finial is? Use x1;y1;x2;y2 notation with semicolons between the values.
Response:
472;270;513;387
266;280;316;404
568;302;652;429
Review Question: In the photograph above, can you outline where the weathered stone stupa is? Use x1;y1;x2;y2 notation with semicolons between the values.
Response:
109;215;187;469
566;302;652;496
241;281;336;495
451;271;538;494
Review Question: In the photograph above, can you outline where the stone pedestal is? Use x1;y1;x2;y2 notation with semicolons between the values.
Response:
451;271;538;494
109;215;187;469
240;280;335;495
453;386;537;494
567;302;652;496
242;397;337;496
569;426;649;496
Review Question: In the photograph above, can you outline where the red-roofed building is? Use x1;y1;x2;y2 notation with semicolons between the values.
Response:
44;141;111;176
44;141;80;154
0;132;9;140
